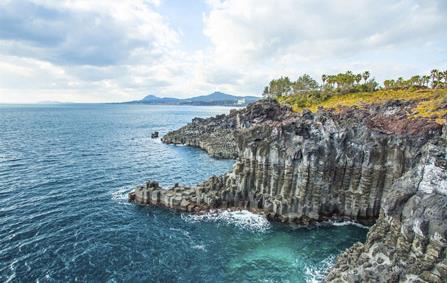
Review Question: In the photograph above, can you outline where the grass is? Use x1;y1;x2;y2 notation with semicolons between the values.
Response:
277;89;447;124
412;91;447;124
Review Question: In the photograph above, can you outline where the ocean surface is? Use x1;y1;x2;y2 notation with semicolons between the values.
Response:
0;104;367;282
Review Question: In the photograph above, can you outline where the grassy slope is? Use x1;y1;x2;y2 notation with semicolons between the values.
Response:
278;89;447;124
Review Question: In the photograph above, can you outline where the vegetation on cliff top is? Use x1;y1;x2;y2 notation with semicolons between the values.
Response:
263;70;447;124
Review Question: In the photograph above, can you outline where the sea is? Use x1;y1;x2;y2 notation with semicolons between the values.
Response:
0;104;367;282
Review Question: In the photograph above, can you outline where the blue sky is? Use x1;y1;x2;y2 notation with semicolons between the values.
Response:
0;0;446;103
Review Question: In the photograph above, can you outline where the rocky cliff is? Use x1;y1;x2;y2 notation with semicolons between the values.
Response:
130;99;447;282
161;99;292;158
326;129;447;282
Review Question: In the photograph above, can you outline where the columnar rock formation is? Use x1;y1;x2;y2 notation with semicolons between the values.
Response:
326;128;447;282
130;99;447;282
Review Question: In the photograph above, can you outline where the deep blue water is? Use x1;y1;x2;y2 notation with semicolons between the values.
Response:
0;104;367;282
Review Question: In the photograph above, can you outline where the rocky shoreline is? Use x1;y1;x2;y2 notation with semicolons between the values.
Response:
161;99;291;159
130;99;447;282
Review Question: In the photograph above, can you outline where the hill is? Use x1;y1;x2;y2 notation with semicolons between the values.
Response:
125;92;260;106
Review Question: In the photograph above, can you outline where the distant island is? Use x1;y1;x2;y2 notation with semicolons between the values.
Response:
123;91;260;106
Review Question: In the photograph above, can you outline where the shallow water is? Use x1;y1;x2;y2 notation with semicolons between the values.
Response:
0;104;367;282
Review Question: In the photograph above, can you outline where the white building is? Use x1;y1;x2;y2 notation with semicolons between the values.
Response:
237;98;246;105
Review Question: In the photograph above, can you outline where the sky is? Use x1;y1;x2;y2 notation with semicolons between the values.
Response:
0;0;446;103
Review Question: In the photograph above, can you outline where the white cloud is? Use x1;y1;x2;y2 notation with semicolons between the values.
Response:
0;0;182;102
205;0;446;59
203;0;447;85
0;0;446;103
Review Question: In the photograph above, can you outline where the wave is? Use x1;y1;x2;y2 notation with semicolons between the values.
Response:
182;210;271;233
324;220;370;229
111;187;132;205
151;137;163;144
304;255;336;283
192;244;207;251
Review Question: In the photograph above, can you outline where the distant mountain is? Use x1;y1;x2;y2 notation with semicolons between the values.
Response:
141;95;181;104
124;92;260;106
188;92;250;102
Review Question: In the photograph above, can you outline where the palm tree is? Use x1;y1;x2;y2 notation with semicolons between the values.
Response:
410;75;421;87
327;75;336;89
423;75;430;88
362;71;370;83
336;74;344;90
431;69;440;88
436;70;445;89
355;74;362;85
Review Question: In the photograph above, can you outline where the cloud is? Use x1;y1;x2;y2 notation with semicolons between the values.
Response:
0;0;184;102
0;0;178;66
204;0;446;62
0;0;446;103
201;0;447;94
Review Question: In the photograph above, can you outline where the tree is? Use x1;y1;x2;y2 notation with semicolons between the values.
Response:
362;71;370;83
365;78;379;92
326;75;335;89
293;74;319;92
265;76;293;97
436;70;444;88
262;86;269;97
423;75;430;87
431;69;440;88
355;74;362;85
383;80;392;89
410;75;421;87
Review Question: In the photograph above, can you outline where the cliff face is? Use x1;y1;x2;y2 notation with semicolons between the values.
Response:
130;99;446;282
326;132;447;282
228;102;441;224
161;99;292;158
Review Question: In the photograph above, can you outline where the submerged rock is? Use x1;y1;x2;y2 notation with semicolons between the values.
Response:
131;99;446;282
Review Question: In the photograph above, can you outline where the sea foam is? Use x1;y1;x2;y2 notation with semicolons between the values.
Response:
325;220;370;229
111;187;132;204
304;255;336;283
182;210;271;233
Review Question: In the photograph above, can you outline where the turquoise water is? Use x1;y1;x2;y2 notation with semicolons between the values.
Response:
0;104;367;282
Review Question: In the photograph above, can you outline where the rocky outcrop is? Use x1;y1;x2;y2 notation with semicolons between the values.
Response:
326;130;447;282
161;99;292;158
131;99;447;282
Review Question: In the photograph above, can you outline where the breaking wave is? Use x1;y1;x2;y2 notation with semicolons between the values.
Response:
182;210;271;233
304;255;336;283
325;220;370;229
111;187;132;204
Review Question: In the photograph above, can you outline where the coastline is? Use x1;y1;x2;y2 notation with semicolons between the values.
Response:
129;98;447;282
